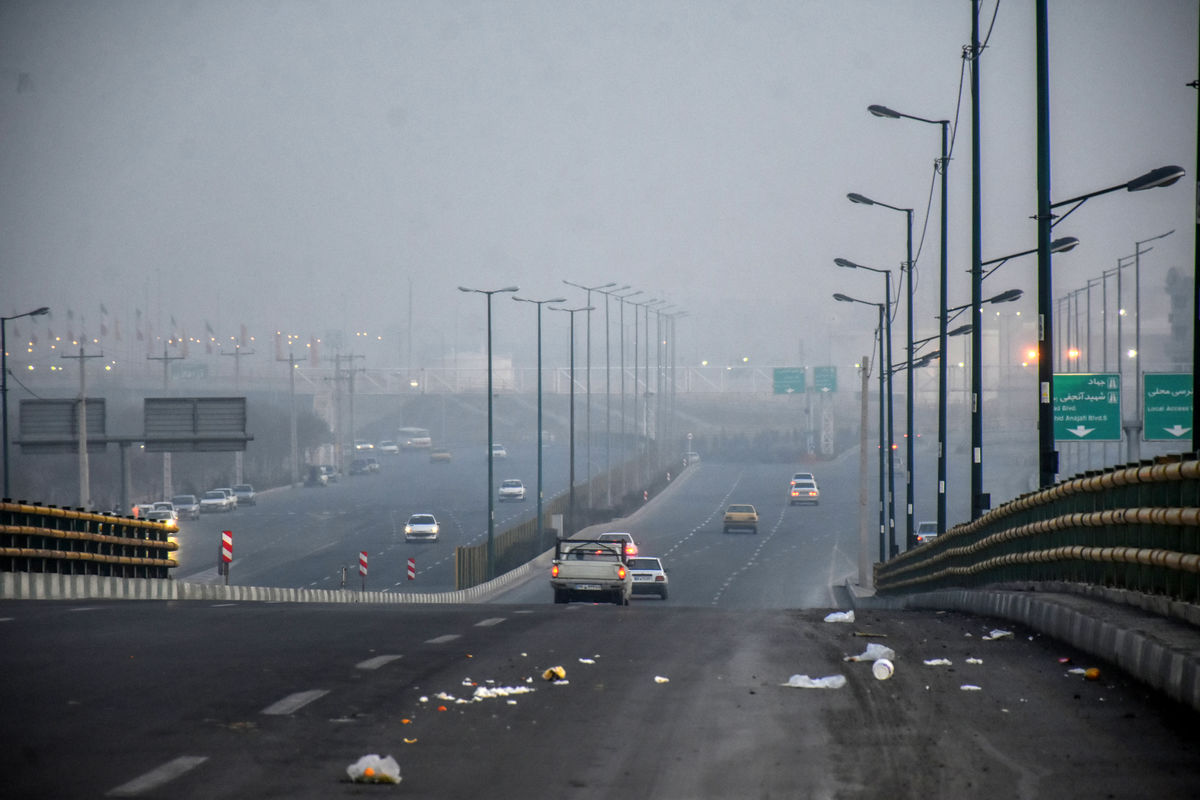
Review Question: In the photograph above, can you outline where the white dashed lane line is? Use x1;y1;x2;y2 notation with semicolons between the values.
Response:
260;689;330;716
475;617;506;627
106;755;208;797
425;634;461;644
356;654;404;670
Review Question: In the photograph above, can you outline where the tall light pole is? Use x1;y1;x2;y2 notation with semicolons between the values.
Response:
458;284;519;579
563;280;615;508
1130;229;1175;461
615;289;641;497
513;294;566;551
2;306;49;499
847;192;915;550
834;293;887;562
835;259;896;556
1034;163;1187;485
594;284;630;507
550;304;593;536
868;104;951;536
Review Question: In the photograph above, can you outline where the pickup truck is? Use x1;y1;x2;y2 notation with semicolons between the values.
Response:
723;504;759;534
550;538;632;605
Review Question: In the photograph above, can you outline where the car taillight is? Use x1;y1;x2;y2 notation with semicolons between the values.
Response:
626;544;638;556
617;566;626;580
551;564;559;578
655;575;665;582
808;491;817;496
791;490;799;496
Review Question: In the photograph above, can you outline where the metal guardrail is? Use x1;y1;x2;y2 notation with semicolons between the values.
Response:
876;455;1200;603
0;502;178;579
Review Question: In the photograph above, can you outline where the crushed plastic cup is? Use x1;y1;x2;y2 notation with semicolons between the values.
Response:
982;629;1013;641
872;658;894;680
782;674;847;689
347;754;401;784
542;665;566;681
824;610;855;623
844;643;895;663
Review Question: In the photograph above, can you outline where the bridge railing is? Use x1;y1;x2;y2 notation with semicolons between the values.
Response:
876;454;1200;604
0;502;178;579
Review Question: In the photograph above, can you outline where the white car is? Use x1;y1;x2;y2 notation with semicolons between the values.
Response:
498;479;526;502
628;556;669;599
143;509;178;529
491;443;508;459
214;487;238;509
597;532;638;557
789;479;820;506
231;484;256;506
377;440;400;455
171;494;201;520
404;513;440;542
915;521;939;545
200;490;233;513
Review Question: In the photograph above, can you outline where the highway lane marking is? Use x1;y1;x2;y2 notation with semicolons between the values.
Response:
0;617;12;622
210;603;238;608
70;606;103;612
261;689;330;715
425;634;462;644
106;755;209;797
475;617;506;627
357;654;404;670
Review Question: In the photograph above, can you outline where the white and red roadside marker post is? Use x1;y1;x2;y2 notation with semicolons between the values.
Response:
220;530;233;586
407;557;416;581
359;551;368;592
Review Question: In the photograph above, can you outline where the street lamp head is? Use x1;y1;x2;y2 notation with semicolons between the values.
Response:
1125;165;1185;192
30;307;50;317
1049;236;1080;254
868;104;902;119
832;293;855;303
834;257;860;270
847;192;875;206
948;323;973;337
986;288;1024;304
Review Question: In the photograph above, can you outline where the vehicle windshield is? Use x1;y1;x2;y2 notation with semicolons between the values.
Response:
501;480;521;488
409;515;435;525
233;484;251;492
204;491;224;499
628;558;661;570
172;495;194;504
728;505;754;513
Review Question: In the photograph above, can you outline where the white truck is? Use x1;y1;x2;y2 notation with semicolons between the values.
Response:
550;538;632;605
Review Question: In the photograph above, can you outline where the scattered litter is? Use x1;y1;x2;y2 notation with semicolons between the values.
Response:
462;679;476;687
844;643;895;663
824;610;855;623
960;685;982;692
401;719;411;725
1067;667;1087;676
579;658;596;664
419;696;428;703
654;675;670;684
506;700;518;705
473;685;535;700
923;658;953;666
853;631;888;638
542;666;566;681
404;738;418;744
782;674;847;689
346;754;401;784
1058;657;1072;664
872;659;894;680
437;706;447;712
552;680;570;686
1084;668;1101;681
982;629;1013;641
965;658;983;665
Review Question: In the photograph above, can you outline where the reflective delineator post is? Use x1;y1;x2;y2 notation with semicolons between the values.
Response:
221;530;233;586
359;551;368;592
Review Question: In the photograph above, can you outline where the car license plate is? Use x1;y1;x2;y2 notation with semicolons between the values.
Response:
573;583;601;591
633;575;651;581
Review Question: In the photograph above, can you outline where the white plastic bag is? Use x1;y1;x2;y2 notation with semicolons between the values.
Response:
844;643;895;662
823;610;855;623
782;674;847;689
347;754;401;784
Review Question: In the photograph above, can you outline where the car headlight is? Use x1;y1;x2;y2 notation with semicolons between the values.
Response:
404;525;412;534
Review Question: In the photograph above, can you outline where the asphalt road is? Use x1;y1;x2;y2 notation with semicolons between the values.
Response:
4;454;1199;798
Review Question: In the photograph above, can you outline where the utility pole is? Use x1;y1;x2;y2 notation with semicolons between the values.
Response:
222;344;255;484
61;347;102;509
148;345;184;498
277;351;300;486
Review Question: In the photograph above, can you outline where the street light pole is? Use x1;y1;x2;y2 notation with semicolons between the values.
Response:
1;306;50;499
616;289;641;497
563;280;616;510
459;285;519;579
594;284;630;508
1131;230;1175;461
847;193;914;550
514;295;567;552
868;104;951;537
550;304;593;536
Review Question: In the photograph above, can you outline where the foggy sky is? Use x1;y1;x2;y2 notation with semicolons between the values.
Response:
1;0;1195;376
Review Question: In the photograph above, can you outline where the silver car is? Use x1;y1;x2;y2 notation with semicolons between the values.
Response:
628;556;669;599
404;513;440;542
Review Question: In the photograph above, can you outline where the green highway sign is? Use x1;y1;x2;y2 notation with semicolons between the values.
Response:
773;367;806;395
1143;373;1193;441
1053;373;1121;441
813;366;837;393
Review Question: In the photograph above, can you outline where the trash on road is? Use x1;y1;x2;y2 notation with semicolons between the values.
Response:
960;685;983;691
579;658;596;664
824;610;855;623
966;657;983;665
1084;668;1102;681
347;754;401;784
872;659;895;680
654;675;670;684
782;674;847;689
923;658;953;666
542;666;566;681
982;629;1013;641
844;643;895;662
